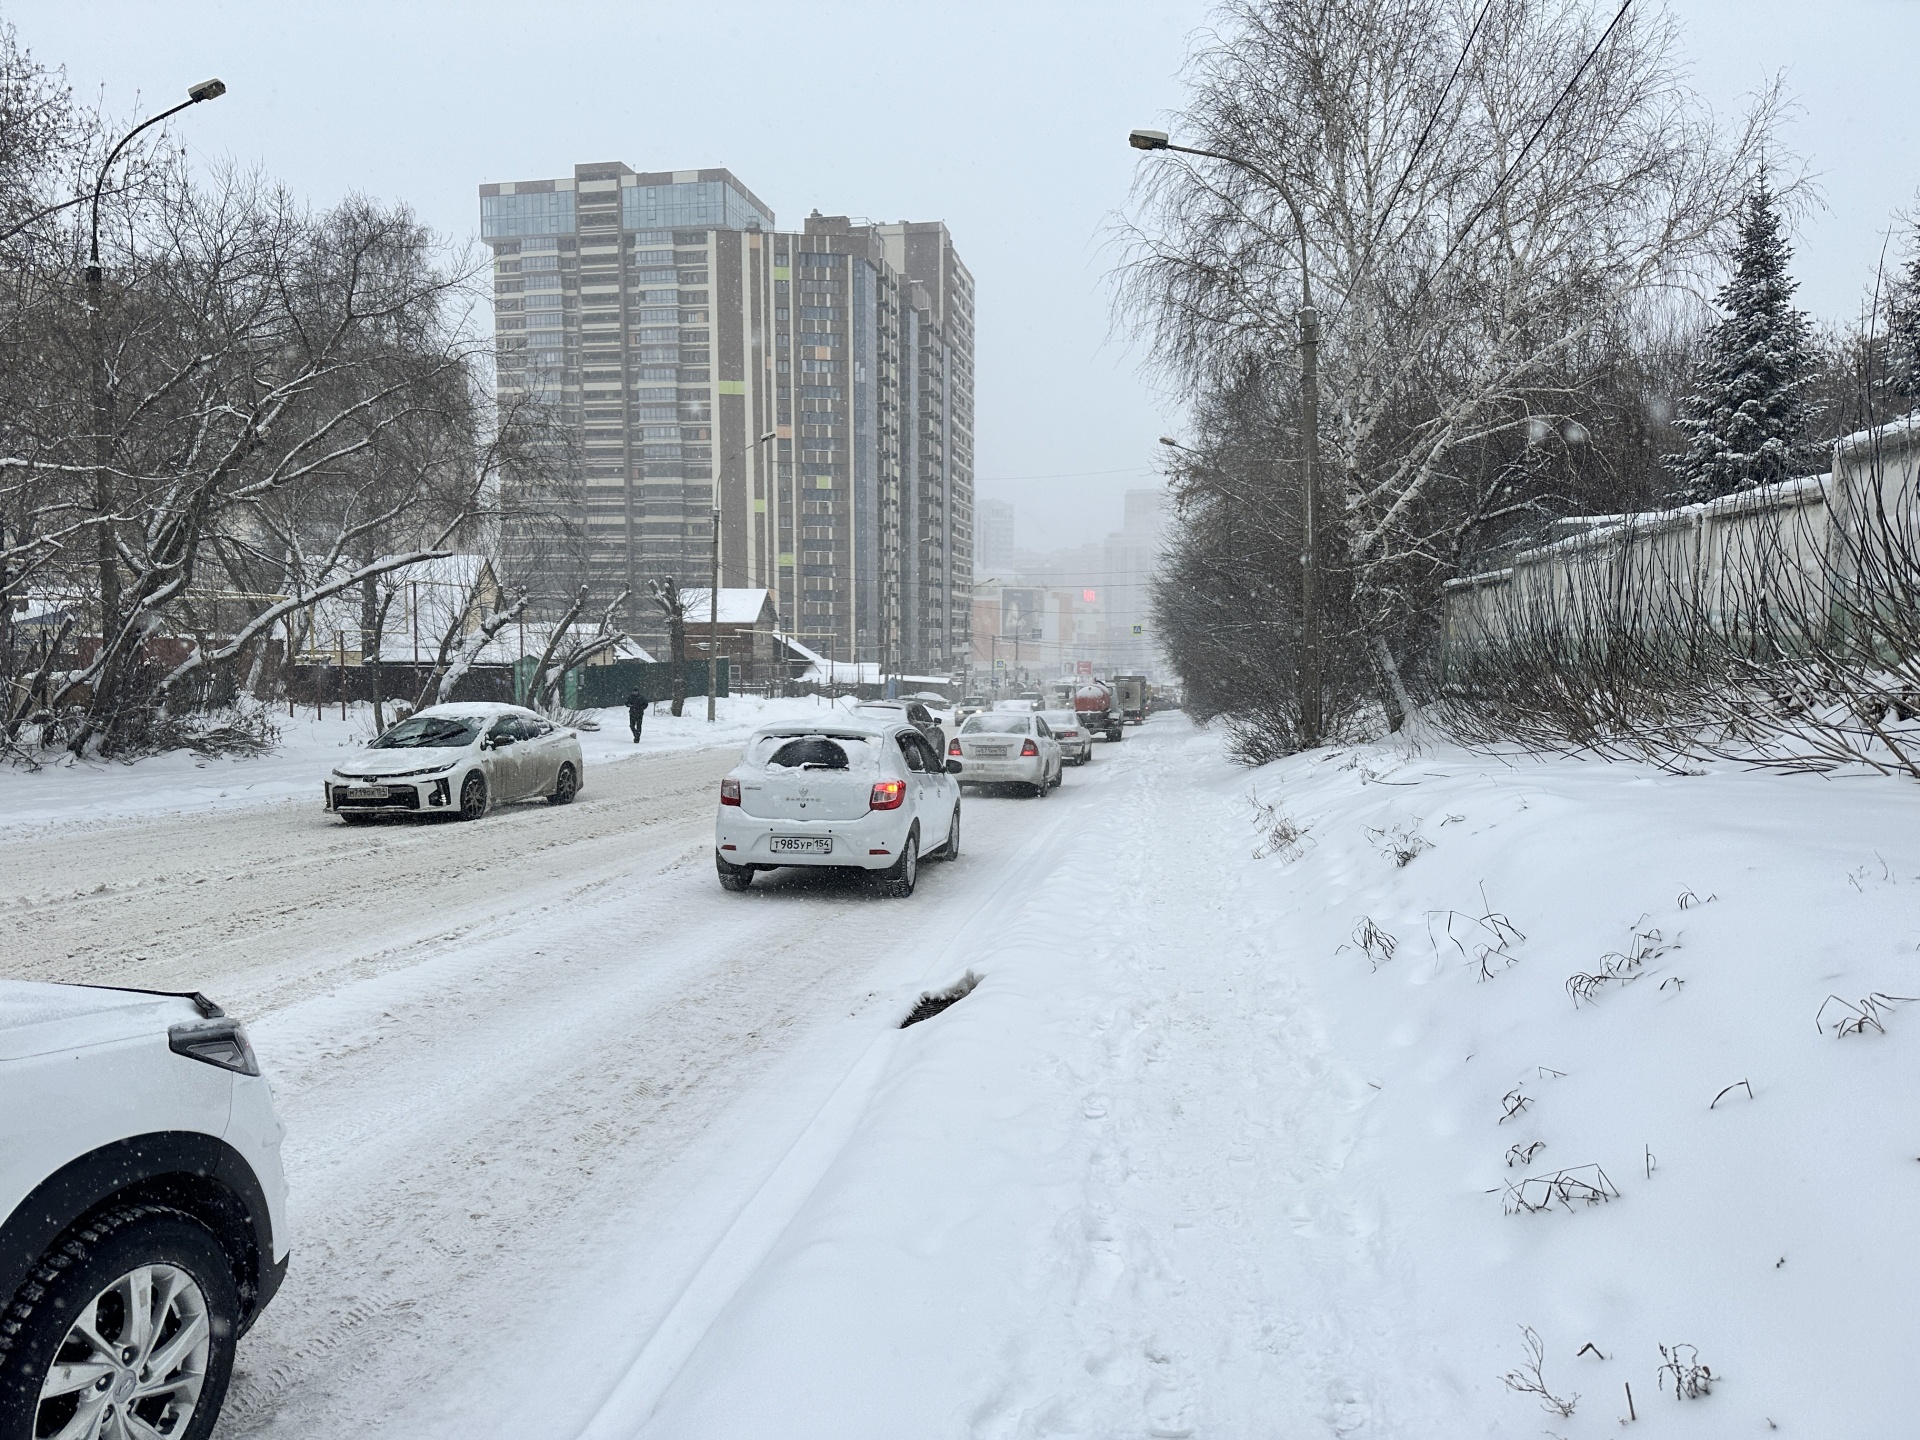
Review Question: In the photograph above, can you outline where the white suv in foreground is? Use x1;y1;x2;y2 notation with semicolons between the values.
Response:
0;982;288;1440
715;721;961;896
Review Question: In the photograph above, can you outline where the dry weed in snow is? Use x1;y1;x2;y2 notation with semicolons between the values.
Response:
1497;1163;1620;1215
1344;917;1398;969
1814;992;1917;1037
1426;886;1526;979
1500;1326;1578;1417
1365;821;1431;866
1657;1342;1716;1399
1246;790;1310;860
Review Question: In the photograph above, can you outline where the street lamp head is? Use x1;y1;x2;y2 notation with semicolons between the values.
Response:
759;429;777;442
188;79;227;103
1129;129;1170;151
1158;436;1179;447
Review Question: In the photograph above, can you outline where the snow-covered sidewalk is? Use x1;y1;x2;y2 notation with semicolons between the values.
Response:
610;720;1920;1438
0;694;843;831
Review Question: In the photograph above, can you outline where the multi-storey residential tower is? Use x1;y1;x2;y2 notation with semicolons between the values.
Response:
480;164;972;674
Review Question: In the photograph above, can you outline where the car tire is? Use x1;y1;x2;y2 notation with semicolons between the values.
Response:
716;854;753;892
0;1204;240;1440
1031;776;1048;799
458;771;487;821
939;806;960;860
875;829;919;897
340;812;373;825
548;763;578;806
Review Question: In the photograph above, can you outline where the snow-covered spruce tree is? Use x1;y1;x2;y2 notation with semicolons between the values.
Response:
1666;177;1818;500
1884;220;1920;406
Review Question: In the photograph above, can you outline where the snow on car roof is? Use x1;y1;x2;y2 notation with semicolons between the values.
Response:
416;702;533;719
749;718;893;740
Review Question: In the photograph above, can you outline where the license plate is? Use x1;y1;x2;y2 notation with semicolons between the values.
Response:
770;836;831;854
347;785;390;799
975;746;1007;757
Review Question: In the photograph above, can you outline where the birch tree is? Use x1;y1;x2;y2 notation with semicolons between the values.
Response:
1117;0;1784;741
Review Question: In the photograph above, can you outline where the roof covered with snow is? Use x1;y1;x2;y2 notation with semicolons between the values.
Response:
679;588;776;627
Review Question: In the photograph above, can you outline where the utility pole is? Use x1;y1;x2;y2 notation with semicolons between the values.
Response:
1131;127;1322;745
706;506;721;722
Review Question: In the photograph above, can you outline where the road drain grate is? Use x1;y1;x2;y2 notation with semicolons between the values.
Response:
900;971;980;1028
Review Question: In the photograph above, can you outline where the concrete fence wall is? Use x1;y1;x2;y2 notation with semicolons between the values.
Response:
1440;416;1920;666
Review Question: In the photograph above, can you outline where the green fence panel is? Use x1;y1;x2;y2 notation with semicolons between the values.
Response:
572;658;729;708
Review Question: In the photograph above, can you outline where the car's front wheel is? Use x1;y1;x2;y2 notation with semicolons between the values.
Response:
548;763;578;806
458;772;487;821
0;1205;239;1440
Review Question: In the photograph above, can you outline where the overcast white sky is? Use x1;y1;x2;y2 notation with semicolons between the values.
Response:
15;0;1920;551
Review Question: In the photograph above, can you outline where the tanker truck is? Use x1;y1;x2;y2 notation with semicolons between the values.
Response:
1074;679;1124;742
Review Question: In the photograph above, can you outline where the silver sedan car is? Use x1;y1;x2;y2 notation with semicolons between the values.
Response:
1039;708;1093;765
325;702;585;822
949;711;1063;797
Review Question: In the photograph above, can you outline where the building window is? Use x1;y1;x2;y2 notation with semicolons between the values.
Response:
481;190;576;238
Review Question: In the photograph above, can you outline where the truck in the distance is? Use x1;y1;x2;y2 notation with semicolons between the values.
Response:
1113;674;1151;725
1074;680;1124;742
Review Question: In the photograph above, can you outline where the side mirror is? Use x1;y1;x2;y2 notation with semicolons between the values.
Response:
946;758;964;775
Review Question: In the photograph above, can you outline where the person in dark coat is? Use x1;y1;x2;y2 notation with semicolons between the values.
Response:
626;688;647;742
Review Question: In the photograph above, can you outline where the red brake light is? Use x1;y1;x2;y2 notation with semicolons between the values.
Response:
720;778;741;806
1020;738;1038;756
948;739;961;756
869;779;906;811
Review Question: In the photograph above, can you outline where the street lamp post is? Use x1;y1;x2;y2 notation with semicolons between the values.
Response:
86;79;227;644
1130;127;1322;746
706;507;721;723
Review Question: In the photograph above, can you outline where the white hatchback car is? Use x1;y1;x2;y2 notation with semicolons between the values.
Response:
715;721;961;897
949;711;1064;796
0;982;288;1440
325;702;585;822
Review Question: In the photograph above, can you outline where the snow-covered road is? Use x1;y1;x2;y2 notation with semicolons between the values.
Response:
15;711;1907;1436
1;723;1164;1437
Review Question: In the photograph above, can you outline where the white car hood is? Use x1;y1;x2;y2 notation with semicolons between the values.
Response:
0;981;203;1062
334;747;471;778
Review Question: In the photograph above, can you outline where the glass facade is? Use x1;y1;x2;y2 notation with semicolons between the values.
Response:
481;191;576;237
621;180;772;234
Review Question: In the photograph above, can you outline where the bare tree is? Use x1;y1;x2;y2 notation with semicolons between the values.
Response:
649;577;689;717
1116;0;1784;750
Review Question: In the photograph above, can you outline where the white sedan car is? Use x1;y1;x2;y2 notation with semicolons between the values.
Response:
1039;708;1094;765
325;702;584;822
714;720;960;897
949;711;1064;797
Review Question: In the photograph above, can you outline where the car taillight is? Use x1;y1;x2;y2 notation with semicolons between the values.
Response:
869;779;906;810
1021;738;1038;756
720;778;741;806
948;739;961;756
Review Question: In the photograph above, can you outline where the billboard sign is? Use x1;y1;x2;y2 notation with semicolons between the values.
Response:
1000;587;1045;641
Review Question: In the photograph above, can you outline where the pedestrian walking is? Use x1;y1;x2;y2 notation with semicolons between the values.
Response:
626;688;647;742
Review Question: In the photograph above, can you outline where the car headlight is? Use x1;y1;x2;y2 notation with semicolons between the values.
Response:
169;1018;261;1076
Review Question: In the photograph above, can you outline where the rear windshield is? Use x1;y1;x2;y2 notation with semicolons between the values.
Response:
370;715;483;749
751;733;877;770
962;715;1032;735
1041;713;1079;729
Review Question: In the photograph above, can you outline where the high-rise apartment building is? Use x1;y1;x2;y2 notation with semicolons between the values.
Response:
977;499;1016;579
479;163;973;675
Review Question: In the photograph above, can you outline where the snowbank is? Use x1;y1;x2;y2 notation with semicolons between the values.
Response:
619;721;1920;1437
0;694;844;831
